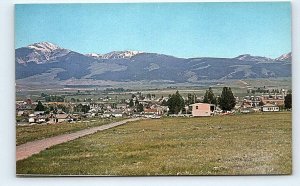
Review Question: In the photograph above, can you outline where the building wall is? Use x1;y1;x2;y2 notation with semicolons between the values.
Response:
192;103;212;117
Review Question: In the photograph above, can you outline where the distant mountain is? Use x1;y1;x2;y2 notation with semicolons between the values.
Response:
15;42;292;85
15;42;96;80
275;52;292;62
16;42;70;64
233;54;273;62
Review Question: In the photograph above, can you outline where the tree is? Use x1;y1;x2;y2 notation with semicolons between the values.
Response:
82;105;90;113
135;99;139;106
129;99;134;107
167;91;185;114
137;103;144;112
284;93;292;109
146;93;151;99
74;104;83;113
151;94;156;99
41;93;48;97
258;100;264;106
219;87;236;112
111;103;117;109
186;93;197;105
57;104;69;113
35;101;45;111
161;99;168;106
203;87;217;105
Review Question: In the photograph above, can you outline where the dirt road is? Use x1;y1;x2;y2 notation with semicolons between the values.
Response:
16;118;141;161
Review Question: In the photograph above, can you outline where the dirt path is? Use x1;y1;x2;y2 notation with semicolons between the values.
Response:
16;118;141;161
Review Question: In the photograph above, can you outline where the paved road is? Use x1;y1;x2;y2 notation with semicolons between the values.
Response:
16;118;141;161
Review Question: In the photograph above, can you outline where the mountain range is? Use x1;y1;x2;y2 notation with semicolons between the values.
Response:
15;42;292;87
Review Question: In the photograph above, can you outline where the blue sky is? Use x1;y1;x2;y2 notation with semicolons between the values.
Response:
15;3;291;58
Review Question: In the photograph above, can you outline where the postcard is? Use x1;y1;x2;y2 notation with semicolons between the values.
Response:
15;2;292;176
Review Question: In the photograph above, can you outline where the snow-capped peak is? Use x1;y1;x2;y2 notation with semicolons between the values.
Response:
234;54;251;61
234;54;273;62
101;50;144;59
28;42;61;52
86;53;103;59
275;52;292;62
86;50;143;59
17;41;70;64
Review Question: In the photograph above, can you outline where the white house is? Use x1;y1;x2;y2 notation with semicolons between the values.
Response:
34;111;45;115
28;114;36;123
111;111;123;117
261;103;279;112
28;118;35;123
101;112;112;118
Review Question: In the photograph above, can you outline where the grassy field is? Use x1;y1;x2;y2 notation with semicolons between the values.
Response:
16;118;123;145
16;112;292;176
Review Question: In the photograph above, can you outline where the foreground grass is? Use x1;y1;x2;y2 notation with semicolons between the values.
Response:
16;118;123;145
16;112;292;175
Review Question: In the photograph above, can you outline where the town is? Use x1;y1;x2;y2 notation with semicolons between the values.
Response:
16;86;292;125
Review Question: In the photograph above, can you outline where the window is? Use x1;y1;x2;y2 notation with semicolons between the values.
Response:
196;106;198;109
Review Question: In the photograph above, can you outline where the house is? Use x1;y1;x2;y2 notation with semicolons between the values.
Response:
101;112;112;118
116;104;127;109
17;111;24;116
36;115;47;123
190;103;215;117
261;94;284;106
261;103;280;112
144;108;160;115
34;111;45;115
242;96;261;108
240;107;254;114
111;111;123;117
56;114;73;123
90;103;102;110
48;114;73;123
28;114;36;123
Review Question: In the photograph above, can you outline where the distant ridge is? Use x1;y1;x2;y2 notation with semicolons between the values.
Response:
15;42;292;83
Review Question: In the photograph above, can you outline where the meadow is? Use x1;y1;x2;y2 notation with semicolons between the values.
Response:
16;112;292;176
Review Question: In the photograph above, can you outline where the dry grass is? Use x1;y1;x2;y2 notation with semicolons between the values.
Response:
16;112;292;176
16;118;123;145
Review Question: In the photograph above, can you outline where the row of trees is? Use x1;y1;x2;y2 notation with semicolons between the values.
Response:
41;93;65;102
35;101;91;113
167;87;236;114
